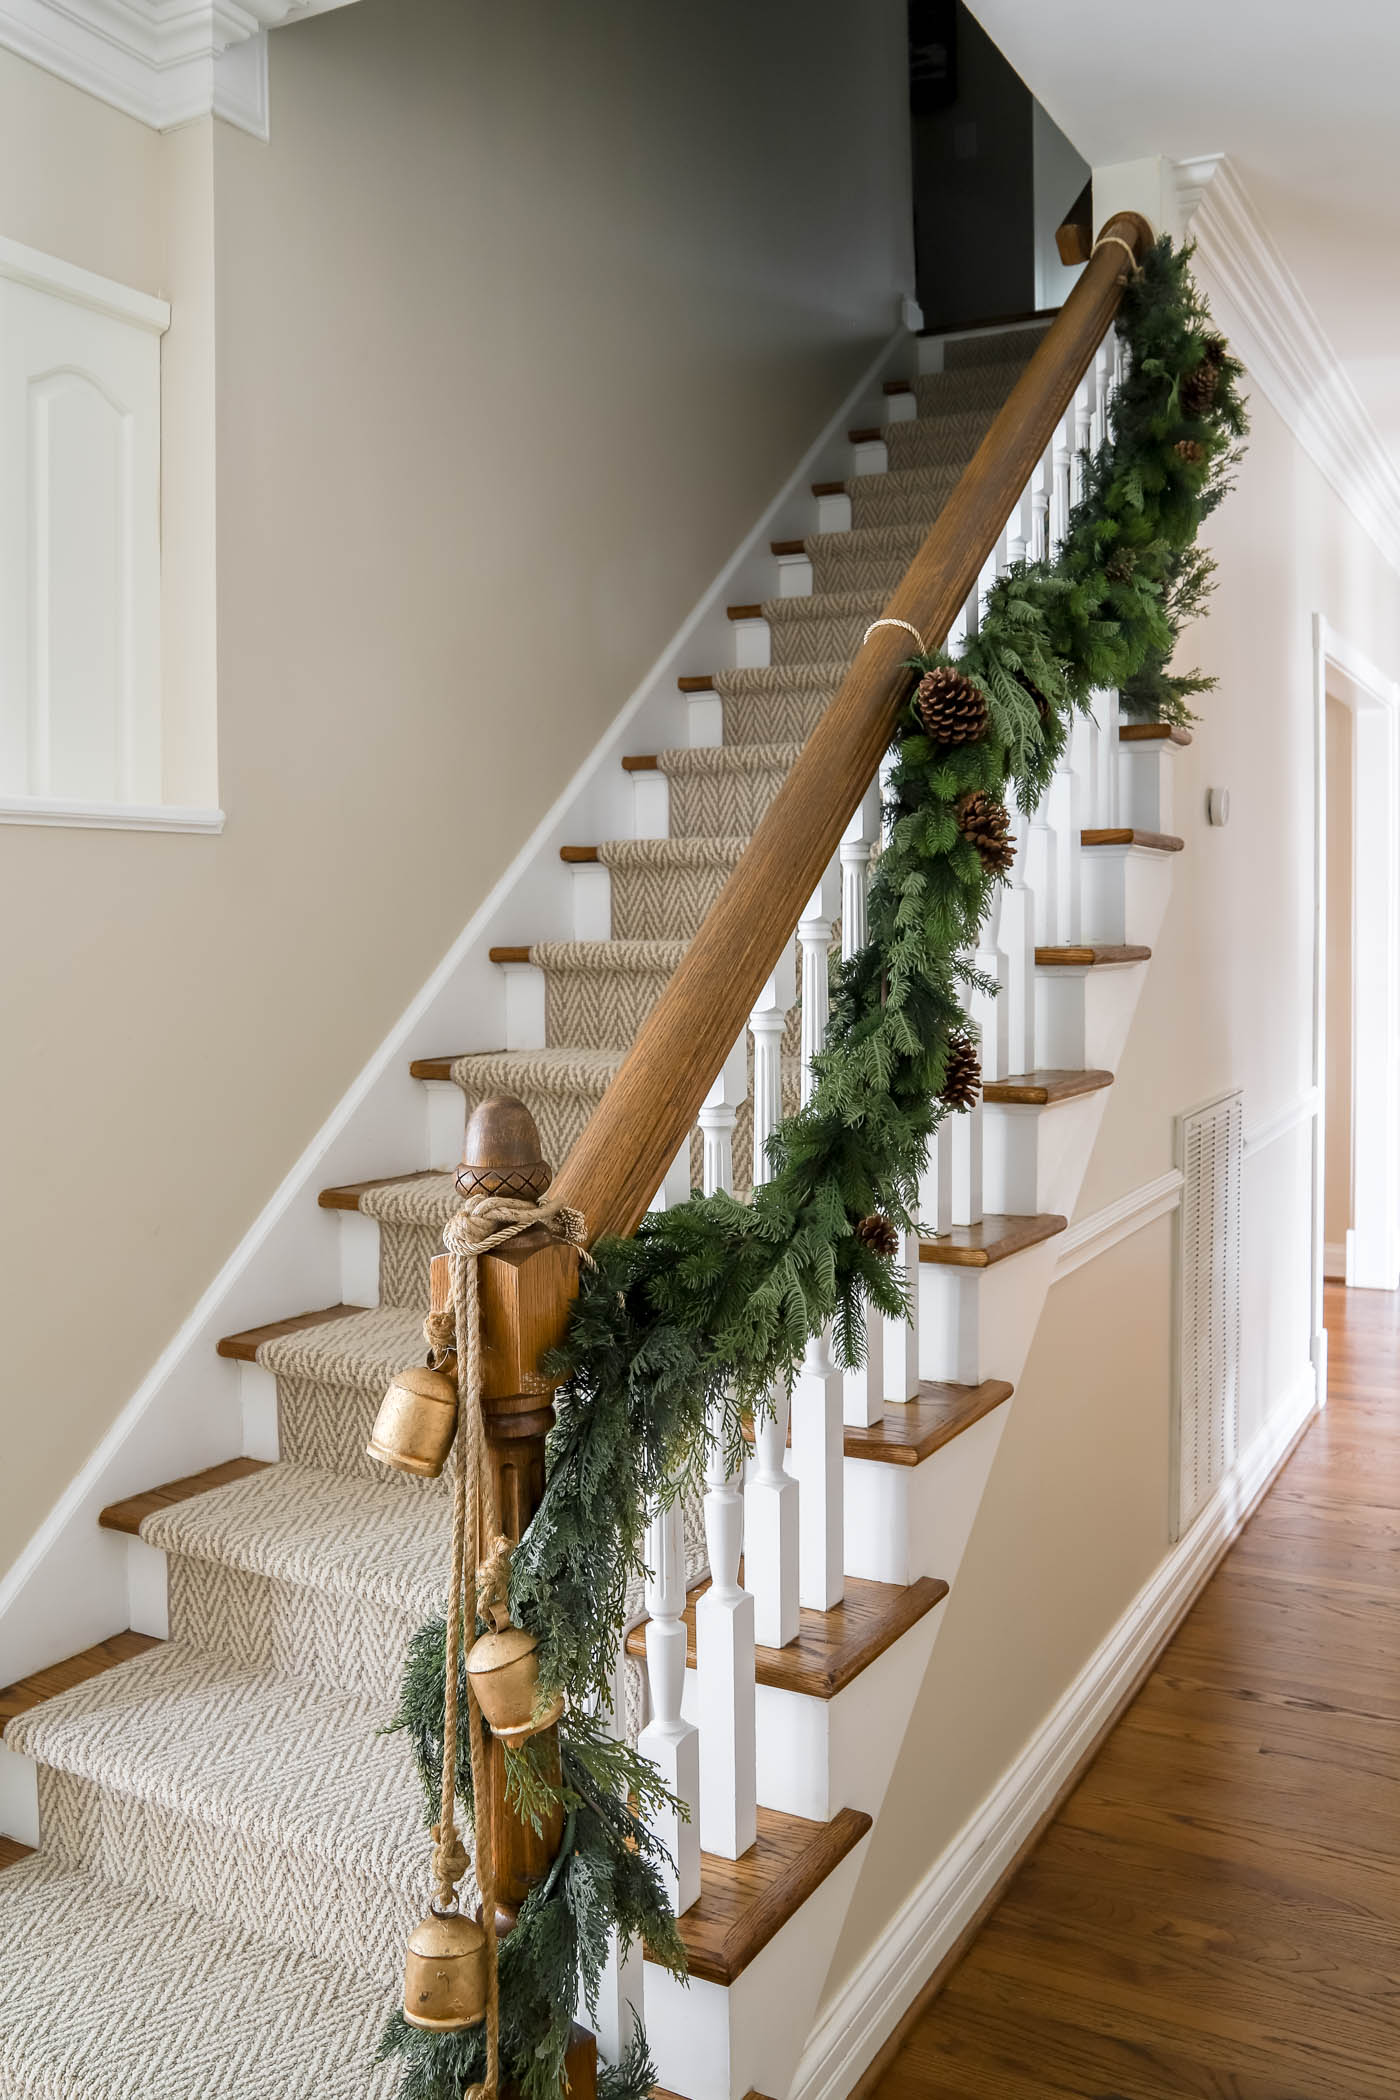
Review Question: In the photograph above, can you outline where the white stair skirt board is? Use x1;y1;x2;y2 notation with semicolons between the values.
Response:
680;1610;943;1826
645;1841;869;2100
788;1364;1320;2100
843;1403;1010;1590
0;313;915;1688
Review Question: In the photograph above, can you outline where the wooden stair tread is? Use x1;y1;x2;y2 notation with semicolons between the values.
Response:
627;1572;947;1698
1081;826;1184;852
676;675;715;693
621;753;660;770
216;1303;366;1362
726;604;764;622
771;537;807;557
0;1836;34;1870
811;479;846;497
410;1055;458;1081
648;1804;872;1984
318;1168;441;1211
1035;943;1151;967
1;1632;162;1739
847;425;882;444
983;1068;1113;1107
488;946;532;964
559;845;601;863
1119;721;1192;745
99;1458;272;1537
844;1380;1013;1465
919;1213;1066;1266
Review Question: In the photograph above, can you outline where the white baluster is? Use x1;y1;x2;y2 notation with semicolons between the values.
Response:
636;1505;700;1913
694;1040;757;1860
1095;687;1121;828
841;782;894;1427
792;868;845;1609
586;1656;647;2060
745;954;800;1649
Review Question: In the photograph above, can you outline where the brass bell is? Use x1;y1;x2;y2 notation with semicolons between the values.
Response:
402;1907;487;2031
465;1614;564;1744
367;1363;458;1478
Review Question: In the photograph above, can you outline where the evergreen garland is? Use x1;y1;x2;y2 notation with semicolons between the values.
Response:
380;237;1246;2098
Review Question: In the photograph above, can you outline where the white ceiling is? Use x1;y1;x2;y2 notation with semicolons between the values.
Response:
966;0;1400;467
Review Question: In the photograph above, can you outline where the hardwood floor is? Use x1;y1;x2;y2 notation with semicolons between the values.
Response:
873;1281;1400;2100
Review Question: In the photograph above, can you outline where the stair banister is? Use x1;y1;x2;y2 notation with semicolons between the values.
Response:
550;211;1153;1246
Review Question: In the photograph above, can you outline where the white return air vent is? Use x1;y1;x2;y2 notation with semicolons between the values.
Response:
1172;1088;1243;1538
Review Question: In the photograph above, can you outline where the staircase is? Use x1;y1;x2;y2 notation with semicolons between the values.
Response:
0;231;1184;2100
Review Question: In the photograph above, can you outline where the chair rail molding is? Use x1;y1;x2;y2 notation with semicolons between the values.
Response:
1175;153;1400;580
0;0;362;137
1052;1169;1184;1283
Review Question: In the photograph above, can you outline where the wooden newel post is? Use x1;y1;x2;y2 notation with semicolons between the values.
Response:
430;1094;597;2100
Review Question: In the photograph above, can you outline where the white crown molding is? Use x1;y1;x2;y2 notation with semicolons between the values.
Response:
790;1360;1319;2100
0;0;360;138
1175;152;1400;580
1053;1168;1184;1282
0;229;170;330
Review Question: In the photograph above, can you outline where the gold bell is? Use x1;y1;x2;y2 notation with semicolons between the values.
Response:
367;1362;459;1478
402;1907;487;2031
465;1614;564;1744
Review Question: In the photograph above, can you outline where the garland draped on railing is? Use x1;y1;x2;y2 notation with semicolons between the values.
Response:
380;236;1247;2100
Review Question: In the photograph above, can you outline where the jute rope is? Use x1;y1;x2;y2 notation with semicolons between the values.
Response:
1091;233;1142;279
429;1191;586;2100
863;617;927;653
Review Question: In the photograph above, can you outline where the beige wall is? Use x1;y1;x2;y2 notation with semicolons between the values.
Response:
827;379;1400;1996
1324;694;1353;1263
0;0;910;1579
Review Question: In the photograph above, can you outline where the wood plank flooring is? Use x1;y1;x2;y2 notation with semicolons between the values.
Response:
872;1281;1400;2099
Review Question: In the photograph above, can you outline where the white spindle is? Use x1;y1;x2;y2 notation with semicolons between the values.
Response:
842;782;894;1427
745;955;800;1648
636;1506;700;1912
792;868;845;1610
693;1045;757;1860
587;1672;646;2059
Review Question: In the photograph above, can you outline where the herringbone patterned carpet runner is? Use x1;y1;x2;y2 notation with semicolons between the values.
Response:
0;328;1041;2094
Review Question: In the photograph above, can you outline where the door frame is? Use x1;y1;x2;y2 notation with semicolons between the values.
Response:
1312;614;1400;1309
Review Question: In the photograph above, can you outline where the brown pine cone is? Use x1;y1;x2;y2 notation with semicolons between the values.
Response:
1105;548;1137;584
1202;333;1228;368
1180;361;1218;418
1174;437;1206;465
854;1213;900;1259
915;665;988;747
956;788;1016;874
940;1032;982;1111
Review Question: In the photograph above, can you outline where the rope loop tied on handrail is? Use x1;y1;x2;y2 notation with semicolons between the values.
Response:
862;616;927;654
1091;232;1143;280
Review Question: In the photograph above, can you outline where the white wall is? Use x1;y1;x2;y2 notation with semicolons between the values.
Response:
0;0;912;1584
1324;693;1353;1267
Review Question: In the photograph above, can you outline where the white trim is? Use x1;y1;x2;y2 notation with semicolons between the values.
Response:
1243;1087;1318;1159
0;797;224;833
1052;1168;1183;1282
0;233;169;334
1175;154;1400;581
791;1362;1319;2100
0;323;913;1688
0;0;357;138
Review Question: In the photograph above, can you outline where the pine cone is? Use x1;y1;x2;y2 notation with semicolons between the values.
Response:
854;1213;900;1259
1105;548;1137;584
1202;333;1228;368
956;789;1016;874
915;666;988;747
1174;438;1206;465
1180;362;1218;417
940;1032;982;1111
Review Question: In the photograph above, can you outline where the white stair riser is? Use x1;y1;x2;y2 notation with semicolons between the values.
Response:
884;389;917;424
632;766;671;835
644;1842;867;2100
424;1077;465;1167
680;1608;941;1826
917;1247;1059;1386
685;691;725;748
336;1208;380;1309
983;1093;1109;1218
239;1361;280;1463
1119;740;1182;832
776;551;814;598
843;1402;1009;1588
1081;846;1175;946
850;437;888;477
815;490;853;532
0;1744;39;1848
126;1537;169;1640
569;860;612;940
730;617;771;670
1035;961;1146;1071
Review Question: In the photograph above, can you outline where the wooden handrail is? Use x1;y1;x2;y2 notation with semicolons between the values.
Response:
552;211;1153;1245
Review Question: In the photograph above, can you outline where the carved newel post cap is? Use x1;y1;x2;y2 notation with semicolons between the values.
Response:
457;1094;553;1200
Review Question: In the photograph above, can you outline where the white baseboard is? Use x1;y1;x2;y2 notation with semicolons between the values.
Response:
1323;1239;1349;1281
790;1361;1320;2100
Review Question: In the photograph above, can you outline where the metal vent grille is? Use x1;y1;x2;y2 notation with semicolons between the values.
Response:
1172;1089;1243;1539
